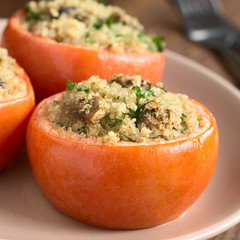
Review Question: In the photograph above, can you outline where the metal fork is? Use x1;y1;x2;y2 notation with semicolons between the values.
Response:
174;0;240;88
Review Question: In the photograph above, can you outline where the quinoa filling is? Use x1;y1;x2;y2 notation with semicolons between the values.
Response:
22;0;165;53
47;75;208;143
0;48;27;101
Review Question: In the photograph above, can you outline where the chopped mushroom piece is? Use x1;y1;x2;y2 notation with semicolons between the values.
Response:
166;109;176;127
141;105;159;129
61;99;87;119
111;74;134;87
61;96;106;124
88;96;106;124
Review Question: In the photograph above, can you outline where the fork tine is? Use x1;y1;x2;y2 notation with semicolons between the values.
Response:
189;0;204;17
176;0;221;19
197;0;221;16
175;0;194;18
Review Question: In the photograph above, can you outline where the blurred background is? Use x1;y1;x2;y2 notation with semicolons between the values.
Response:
0;0;240;86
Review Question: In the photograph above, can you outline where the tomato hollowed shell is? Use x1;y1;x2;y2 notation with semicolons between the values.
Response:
0;64;35;171
26;93;218;229
2;11;165;101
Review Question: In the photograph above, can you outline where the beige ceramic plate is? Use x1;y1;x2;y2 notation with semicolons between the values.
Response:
0;19;240;240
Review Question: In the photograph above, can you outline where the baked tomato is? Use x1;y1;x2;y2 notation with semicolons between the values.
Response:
26;93;219;230
2;11;165;101
0;63;35;171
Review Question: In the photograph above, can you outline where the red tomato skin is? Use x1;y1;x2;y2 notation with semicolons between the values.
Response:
27;95;219;229
2;11;165;101
0;64;35;171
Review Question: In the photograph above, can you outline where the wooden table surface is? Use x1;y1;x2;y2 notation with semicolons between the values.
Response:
0;0;240;239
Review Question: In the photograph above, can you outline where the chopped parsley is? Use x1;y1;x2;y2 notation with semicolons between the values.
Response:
25;12;42;21
106;15;113;28
197;118;202;122
108;118;123;127
103;112;126;127
114;96;120;100
132;86;155;99
102;113;110;122
93;20;103;29
66;81;90;93
23;3;31;12
79;129;87;134
98;0;107;5
152;35;165;52
85;32;95;43
129;87;155;125
121;133;136;142
128;104;144;126
116;33;123;37
24;4;42;21
138;33;155;51
138;33;148;44
182;113;187;118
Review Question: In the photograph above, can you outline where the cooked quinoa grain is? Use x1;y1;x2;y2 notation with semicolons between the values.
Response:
0;48;27;101
45;75;209;143
22;0;165;53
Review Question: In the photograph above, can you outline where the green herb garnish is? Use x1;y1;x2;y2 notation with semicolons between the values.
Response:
24;4;42;22
132;86;155;99
93;20;103;29
182;113;187;118
116;33;123;37
80;129;87;134
108;118;123;127
145;109;153;114
114;96;120;100
23;3;31;12
99;0;106;5
128;104;142;125
66;81;90;93
25;12;42;21
121;133;136;142
102;113;110;122
106;15;113;28
144;89;155;98
152;35;165;52
85;32;95;43
197;118;202;122
138;33;154;51
66;81;75;91
138;33;148;44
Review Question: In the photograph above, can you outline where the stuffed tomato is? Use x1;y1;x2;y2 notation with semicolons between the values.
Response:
2;0;165;101
0;48;34;171
27;74;219;229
